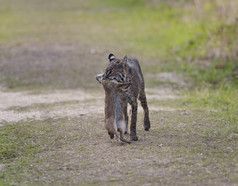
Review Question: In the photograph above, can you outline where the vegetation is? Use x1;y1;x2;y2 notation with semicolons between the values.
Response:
0;0;237;89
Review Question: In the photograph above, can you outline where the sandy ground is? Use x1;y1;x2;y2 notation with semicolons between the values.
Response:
0;88;180;124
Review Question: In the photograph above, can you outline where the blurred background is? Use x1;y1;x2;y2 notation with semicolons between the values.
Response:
0;0;237;90
0;1;237;184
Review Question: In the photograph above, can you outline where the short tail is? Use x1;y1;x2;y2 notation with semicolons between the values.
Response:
118;128;131;144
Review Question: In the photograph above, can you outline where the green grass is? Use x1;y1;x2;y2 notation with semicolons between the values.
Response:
0;119;63;184
1;0;199;53
0;0;237;89
0;119;61;160
184;85;238;124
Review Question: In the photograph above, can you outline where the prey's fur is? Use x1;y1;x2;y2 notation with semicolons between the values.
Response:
102;79;131;144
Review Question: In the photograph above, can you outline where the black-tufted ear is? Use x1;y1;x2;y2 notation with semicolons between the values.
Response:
121;55;127;67
121;55;127;63
108;53;116;62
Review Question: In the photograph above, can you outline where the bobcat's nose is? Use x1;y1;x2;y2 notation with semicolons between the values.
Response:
96;74;104;84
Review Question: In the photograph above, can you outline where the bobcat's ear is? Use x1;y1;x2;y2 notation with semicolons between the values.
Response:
121;55;127;67
108;53;116;62
122;56;127;63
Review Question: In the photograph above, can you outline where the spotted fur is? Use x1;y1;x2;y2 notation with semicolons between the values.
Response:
96;54;150;142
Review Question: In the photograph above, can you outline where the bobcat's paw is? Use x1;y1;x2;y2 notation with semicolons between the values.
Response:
130;135;138;141
144;125;150;131
144;119;151;131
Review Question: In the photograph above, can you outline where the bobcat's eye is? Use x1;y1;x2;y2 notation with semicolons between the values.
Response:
106;70;112;78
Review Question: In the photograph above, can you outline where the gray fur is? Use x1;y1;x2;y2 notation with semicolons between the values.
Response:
96;54;150;142
114;91;124;122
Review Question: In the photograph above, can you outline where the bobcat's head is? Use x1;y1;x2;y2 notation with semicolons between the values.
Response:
96;53;128;85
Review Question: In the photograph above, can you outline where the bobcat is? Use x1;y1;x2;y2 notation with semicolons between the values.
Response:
96;53;150;142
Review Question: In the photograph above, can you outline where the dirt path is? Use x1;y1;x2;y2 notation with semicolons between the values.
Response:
1;87;237;185
0;90;104;124
0;88;180;124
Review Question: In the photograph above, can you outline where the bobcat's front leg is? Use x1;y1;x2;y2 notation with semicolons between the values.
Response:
130;101;138;141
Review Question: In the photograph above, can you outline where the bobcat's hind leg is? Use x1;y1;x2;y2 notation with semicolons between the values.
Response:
139;89;151;131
